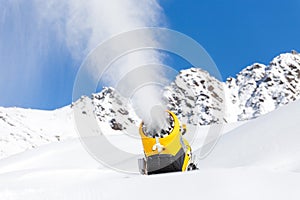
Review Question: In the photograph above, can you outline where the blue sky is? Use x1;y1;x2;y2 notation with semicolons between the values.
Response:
0;0;300;110
161;0;300;78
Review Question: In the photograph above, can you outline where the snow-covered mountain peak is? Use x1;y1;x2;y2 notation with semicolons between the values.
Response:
226;51;300;121
164;67;225;126
90;87;141;130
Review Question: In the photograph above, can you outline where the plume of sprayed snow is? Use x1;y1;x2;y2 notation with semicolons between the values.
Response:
134;90;169;133
32;0;165;59
110;54;173;132
0;0;168;122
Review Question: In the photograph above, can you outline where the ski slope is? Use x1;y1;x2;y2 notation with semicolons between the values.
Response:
0;100;300;199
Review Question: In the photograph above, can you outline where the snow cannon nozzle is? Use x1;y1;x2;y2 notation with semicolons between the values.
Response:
142;107;176;138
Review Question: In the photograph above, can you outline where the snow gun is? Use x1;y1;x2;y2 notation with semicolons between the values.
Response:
138;110;197;175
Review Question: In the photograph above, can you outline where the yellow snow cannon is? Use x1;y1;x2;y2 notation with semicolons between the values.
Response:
138;110;197;175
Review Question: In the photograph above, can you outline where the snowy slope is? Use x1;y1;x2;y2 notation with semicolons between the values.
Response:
0;106;76;158
0;100;299;200
200;99;300;172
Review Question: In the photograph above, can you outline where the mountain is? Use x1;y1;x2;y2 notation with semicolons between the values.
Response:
90;87;140;131
164;67;225;126
91;51;300;128
226;51;300;121
0;51;299;159
164;51;300;124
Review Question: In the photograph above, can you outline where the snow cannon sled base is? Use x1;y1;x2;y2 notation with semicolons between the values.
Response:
138;111;197;175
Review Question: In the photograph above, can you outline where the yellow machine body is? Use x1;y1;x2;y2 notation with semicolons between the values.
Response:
139;111;192;173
